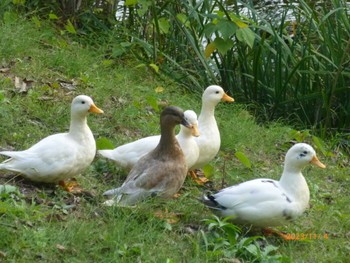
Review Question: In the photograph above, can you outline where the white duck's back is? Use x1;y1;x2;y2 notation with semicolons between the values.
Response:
0;95;103;183
201;143;326;227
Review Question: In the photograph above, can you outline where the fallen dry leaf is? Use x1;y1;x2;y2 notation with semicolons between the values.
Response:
0;68;10;73
154;209;183;224
56;244;66;252
14;76;34;93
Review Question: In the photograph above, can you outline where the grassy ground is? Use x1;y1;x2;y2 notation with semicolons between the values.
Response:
0;19;349;263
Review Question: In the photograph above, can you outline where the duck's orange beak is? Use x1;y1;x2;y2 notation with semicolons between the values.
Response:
222;92;234;102
191;123;200;137
310;155;326;168
89;103;104;114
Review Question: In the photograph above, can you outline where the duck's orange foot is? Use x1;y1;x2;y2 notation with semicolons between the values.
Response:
58;179;83;193
262;228;290;240
189;170;209;185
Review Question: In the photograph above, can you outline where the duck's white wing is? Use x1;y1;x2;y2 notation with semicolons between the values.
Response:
203;178;298;226
0;133;85;182
98;135;160;169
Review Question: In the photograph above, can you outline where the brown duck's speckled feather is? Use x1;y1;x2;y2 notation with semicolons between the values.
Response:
103;106;190;206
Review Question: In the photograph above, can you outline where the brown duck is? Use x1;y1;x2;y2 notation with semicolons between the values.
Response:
103;106;191;206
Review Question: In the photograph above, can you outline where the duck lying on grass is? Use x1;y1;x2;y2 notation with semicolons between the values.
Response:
98;110;200;171
103;106;191;206
0;95;103;191
201;143;326;227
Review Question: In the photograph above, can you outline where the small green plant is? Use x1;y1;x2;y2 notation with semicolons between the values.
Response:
201;216;288;262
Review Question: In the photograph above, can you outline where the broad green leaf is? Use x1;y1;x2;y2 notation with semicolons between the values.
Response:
0;185;18;194
312;136;334;157
32;16;41;28
233;20;249;28
102;59;113;66
49;13;58;20
204;42;216;58
203;164;214;178
234;151;252;169
146;95;159;112
216;20;237;40
203;23;217;38
157;17;170;34
112;47;125;57
149;63;159;73
13;0;25;5
3;11;18;24
137;0;151;16
125;0;137;6
96;137;115;150
213;37;234;55
120;42;132;48
236;27;255;49
289;129;310;142
65;20;77;34
230;14;249;28
245;244;259;256
176;13;190;28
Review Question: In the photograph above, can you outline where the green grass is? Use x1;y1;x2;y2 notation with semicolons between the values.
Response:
0;18;349;262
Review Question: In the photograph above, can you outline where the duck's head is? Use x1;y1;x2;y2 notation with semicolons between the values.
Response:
202;85;234;106
160;106;191;129
183;110;200;137
71;95;104;117
285;143;326;170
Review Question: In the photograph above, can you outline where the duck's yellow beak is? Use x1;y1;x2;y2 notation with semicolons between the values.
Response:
222;92;234;102
310;155;326;168
89;103;104;114
191;124;200;137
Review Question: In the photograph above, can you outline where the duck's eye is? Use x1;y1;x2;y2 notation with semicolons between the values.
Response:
215;91;220;94
303;151;308;155
81;101;86;104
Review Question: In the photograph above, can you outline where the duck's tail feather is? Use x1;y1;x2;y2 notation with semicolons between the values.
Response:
200;192;227;211
98;150;115;160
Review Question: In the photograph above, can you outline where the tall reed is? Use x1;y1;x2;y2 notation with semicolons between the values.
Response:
118;0;350;135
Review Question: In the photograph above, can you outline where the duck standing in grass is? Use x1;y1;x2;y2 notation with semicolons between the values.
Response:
191;85;234;182
98;110;200;170
0;95;103;191
103;106;191;206
201;143;326;227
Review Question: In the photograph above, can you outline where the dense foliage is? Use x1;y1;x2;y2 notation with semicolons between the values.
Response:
1;0;349;137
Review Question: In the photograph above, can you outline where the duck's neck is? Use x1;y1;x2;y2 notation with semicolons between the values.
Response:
69;114;91;138
178;126;191;139
279;164;309;204
199;100;216;123
157;124;180;153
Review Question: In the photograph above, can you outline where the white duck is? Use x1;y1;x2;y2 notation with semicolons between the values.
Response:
193;85;234;170
0;95;103;190
201;143;326;227
98;110;200;170
103;106;191;206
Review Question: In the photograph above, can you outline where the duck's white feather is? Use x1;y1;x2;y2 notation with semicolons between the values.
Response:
0;95;103;183
193;85;234;169
202;143;325;227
